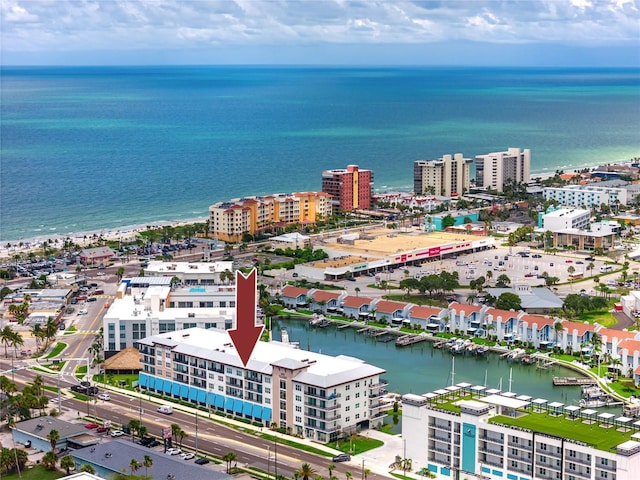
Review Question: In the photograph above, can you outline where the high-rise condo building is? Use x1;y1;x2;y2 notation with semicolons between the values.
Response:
209;191;332;242
413;154;473;197
321;165;373;211
475;147;531;192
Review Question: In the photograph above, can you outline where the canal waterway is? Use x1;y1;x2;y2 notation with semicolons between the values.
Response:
272;317;584;405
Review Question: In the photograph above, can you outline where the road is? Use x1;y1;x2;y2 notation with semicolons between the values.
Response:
3;363;385;480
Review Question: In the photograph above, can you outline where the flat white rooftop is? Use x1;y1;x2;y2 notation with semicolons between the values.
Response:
139;327;385;388
145;260;234;275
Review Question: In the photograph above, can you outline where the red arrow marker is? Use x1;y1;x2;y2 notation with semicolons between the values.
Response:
229;269;264;367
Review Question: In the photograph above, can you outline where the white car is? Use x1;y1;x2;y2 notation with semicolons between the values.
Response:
96;272;105;276
166;448;182;456
97;393;111;401
110;430;124;437
181;452;195;460
77;309;88;315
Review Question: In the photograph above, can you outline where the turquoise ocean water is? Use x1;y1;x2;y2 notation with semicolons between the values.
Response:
1;66;639;243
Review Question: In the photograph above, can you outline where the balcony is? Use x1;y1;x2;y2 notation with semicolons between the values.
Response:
305;389;340;400
369;391;384;399
306;410;341;422
304;400;342;411
371;411;387;419
369;379;388;388
304;421;340;433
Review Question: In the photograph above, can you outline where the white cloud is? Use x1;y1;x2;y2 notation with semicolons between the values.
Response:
1;0;638;56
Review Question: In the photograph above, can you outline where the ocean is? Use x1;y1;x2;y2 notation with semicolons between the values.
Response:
1;66;639;243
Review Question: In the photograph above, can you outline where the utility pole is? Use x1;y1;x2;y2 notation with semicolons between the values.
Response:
195;410;199;455
57;372;62;412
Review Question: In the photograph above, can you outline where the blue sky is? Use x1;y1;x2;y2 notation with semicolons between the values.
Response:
2;0;639;66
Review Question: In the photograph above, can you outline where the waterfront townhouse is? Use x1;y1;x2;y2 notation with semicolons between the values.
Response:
616;339;640;381
144;260;234;285
102;277;236;355
307;290;345;314
281;285;311;309
475;147;531;192
407;305;448;331
136;327;387;442
413;154;473;198
447;303;485;335
341;296;375;321
542;184;634;208
517;314;556;349
559;321;597;354
372;299;411;325
209;192;332;243
598;328;639;363
483;307;520;342
402;386;640;480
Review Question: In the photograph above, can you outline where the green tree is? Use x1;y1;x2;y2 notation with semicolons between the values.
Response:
495;292;522;311
41;451;57;470
495;274;511;288
47;429;59;453
60;455;75;474
143;454;153;476
129;458;140;476
298;463;317;480
223;451;237;474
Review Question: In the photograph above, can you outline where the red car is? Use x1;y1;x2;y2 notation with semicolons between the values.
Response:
565;259;573;263
96;426;109;433
85;423;99;429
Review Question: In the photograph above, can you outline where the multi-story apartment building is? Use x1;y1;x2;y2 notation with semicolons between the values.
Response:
144;260;233;285
136;327;387;441
540;208;591;232
209;192;332;242
321;164;374;211
103;277;237;355
543;184;633;208
403;387;640;480
413;154;473;197
475;148;531;192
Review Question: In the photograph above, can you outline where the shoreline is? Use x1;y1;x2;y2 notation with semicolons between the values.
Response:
0;167;600;260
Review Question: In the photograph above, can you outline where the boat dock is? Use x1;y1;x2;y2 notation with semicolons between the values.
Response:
553;377;597;386
396;334;429;347
337;323;351;329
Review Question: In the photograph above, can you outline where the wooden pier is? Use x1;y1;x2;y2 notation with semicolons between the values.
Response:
395;334;429;347
337;323;351;329
553;377;597;386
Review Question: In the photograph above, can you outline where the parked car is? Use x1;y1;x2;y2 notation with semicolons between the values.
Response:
96;426;109;433
86;297;97;302
147;440;161;448
77;309;88;315
181;452;195;460
96;272;105;276
332;453;351;462
195;458;210;465
85;423;99;429
110;430;124;437
97;393;111;401
166;448;182;456
137;437;154;446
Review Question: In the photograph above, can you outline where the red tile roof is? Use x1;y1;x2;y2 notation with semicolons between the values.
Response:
519;314;555;327
342;296;374;308
617;339;640;355
409;305;445;319
562;321;595;336
374;300;409;314
281;286;310;298
484;308;519;321
598;328;637;342
449;303;483;314
310;290;342;302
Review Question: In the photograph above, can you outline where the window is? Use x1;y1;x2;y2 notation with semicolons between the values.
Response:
295;406;302;412
345;406;350;412
280;380;286;389
226;367;232;374
295;384;302;391
346;395;350;401
355;403;360;409
346;385;350;391
295;395;301;402
265;387;271;394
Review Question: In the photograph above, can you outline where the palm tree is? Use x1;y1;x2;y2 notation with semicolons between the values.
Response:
345;471;353;480
47;429;59;453
0;326;14;357
129;458;140;476
60;455;75;474
328;463;335;480
143;454;153;476
41;451;58;470
553;321;564;349
80;464;96;474
222;451;237;473
298;463;316;480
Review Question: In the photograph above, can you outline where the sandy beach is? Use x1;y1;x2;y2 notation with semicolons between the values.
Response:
0;217;208;260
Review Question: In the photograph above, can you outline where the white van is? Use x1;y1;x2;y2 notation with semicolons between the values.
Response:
157;405;173;415
599;265;613;273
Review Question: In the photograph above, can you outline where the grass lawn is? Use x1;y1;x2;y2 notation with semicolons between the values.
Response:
331;434;384;455
491;411;632;452
576;310;618;328
45;343;67;358
1;466;65;480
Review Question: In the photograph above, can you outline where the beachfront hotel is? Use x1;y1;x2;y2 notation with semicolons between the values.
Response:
413;154;473;198
321;164;374;211
402;385;640;480
208;191;332;243
135;327;387;441
475;148;531;192
542;184;640;208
